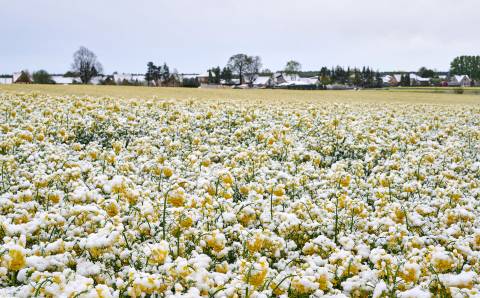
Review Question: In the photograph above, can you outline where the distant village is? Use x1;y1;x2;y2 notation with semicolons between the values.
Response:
0;71;475;89
1;50;478;89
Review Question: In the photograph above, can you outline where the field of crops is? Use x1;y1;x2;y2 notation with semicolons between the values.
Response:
1;88;480;297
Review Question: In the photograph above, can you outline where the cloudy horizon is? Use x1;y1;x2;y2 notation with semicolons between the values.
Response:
1;0;479;75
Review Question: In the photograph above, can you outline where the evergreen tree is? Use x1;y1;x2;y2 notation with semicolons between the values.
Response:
145;62;157;86
208;70;214;84
212;66;221;84
221;67;233;84
161;63;170;83
352;68;362;87
375;72;383;88
404;74;411;87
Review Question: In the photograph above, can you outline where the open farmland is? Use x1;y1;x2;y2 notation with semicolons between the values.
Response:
1;87;480;297
1;84;480;105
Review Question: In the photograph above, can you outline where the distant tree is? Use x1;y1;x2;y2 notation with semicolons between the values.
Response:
284;60;302;74
404;73;411;87
64;71;79;77
364;67;374;87
208;69;214;84
71;46;103;84
161;63;170;83
352;68;362;86
418;67;435;78
15;70;31;83
346;67;352;85
100;76;115;85
207;66;221;84
245;56;262;84
375;72;383;88
182;77;199;88
145;62;171;86
227;54;261;85
450;55;480;80
319;75;330;88
260;68;273;75
335;66;347;84
145;62;157;86
220;67;233;84
32;70;54;84
319;67;330;78
213;67;221;84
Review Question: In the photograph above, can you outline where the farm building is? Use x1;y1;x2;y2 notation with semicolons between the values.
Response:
197;72;214;84
51;75;81;84
0;77;13;84
221;78;240;85
273;72;301;85
113;73;146;85
13;72;31;83
275;73;319;88
381;75;392;86
409;73;431;86
448;75;471;87
252;76;273;88
382;74;403;86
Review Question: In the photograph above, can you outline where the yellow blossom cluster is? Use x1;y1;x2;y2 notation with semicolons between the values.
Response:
0;92;480;297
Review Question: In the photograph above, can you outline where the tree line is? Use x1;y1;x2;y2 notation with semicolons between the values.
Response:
10;46;480;87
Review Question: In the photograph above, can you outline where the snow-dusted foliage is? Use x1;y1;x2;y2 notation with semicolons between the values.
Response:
0;93;479;297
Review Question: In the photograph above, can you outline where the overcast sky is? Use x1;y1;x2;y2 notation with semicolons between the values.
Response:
1;0;479;74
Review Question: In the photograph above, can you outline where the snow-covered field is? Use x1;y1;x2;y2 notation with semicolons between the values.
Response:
1;93;480;297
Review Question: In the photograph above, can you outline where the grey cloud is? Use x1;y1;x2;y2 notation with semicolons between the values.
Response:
0;0;479;74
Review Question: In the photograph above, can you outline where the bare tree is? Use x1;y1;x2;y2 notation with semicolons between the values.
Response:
245;56;262;85
227;54;249;85
71;46;103;84
227;54;262;85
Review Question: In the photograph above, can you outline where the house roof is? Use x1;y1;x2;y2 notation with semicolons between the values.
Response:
113;74;145;82
52;76;80;84
277;78;318;86
410;73;430;82
198;72;216;78
454;75;470;82
12;72;24;82
382;75;392;83
253;76;271;85
181;74;198;80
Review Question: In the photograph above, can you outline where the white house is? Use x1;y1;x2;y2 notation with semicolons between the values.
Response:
197;72;213;84
274;72;299;85
252;76;273;88
179;74;199;80
409;73;431;86
273;72;318;87
113;73;146;85
381;74;403;86
449;75;471;87
381;75;392;85
0;77;13;84
51;75;81;85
